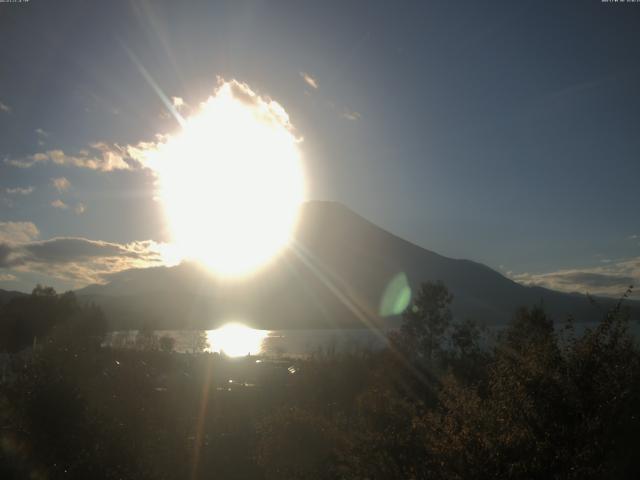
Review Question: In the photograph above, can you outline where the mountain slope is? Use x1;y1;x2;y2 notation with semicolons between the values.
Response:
77;202;639;330
0;289;27;307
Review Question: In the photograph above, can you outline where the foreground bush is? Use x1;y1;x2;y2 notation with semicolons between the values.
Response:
1;283;638;479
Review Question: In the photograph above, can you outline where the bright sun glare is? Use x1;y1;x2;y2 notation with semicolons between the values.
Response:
148;80;305;277
207;323;268;357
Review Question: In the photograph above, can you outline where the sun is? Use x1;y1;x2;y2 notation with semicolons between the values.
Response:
147;80;305;277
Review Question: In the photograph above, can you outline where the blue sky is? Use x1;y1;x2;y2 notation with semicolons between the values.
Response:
1;0;639;296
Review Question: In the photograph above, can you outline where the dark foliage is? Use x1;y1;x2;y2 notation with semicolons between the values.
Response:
0;285;106;353
1;282;638;479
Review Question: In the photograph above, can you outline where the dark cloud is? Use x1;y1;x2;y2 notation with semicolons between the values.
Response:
0;237;166;285
22;238;147;264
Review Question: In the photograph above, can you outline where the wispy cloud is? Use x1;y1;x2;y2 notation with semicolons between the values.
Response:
171;96;187;110
0;273;17;282
6;186;34;195
0;101;11;113
3;79;292;177
35;128;49;146
342;109;361;121
51;199;69;210
0;221;39;244
512;258;640;298
5;143;138;171
51;176;71;193
325;100;361;121
300;72;319;89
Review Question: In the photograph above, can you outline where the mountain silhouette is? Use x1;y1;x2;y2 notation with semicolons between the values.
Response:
0;289;26;306
75;201;638;330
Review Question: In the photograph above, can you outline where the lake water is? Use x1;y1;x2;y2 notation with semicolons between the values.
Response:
104;327;392;357
103;319;640;358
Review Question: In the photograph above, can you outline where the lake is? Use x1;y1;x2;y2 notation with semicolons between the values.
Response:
103;327;392;357
103;318;640;357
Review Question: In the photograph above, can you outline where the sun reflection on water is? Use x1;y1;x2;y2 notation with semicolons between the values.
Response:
206;323;268;357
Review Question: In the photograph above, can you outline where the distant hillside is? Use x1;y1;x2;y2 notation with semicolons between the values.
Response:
0;289;27;306
77;202;639;330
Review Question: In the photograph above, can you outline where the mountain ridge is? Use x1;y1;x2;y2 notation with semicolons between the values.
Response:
69;201;638;330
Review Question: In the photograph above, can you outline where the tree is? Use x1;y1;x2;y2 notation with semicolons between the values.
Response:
418;295;640;479
0;286;101;353
502;305;554;353
159;335;176;353
32;284;57;297
399;281;453;362
443;318;489;384
188;330;208;354
135;323;158;351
